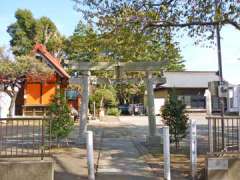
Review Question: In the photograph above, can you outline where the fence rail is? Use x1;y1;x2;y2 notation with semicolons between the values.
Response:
0;117;51;159
207;116;240;153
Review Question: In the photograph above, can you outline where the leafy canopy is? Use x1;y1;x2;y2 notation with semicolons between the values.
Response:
73;0;240;44
0;55;52;81
7;9;65;57
91;86;118;108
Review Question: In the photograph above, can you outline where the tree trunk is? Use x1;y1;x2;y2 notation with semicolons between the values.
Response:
8;92;17;117
99;96;105;117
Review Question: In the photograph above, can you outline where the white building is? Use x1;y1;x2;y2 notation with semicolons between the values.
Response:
227;85;240;113
0;91;11;118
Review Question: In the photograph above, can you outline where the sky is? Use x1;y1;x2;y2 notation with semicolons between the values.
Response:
1;0;240;84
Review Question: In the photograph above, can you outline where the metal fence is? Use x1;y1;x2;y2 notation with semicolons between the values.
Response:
0;117;51;159
207;116;240;153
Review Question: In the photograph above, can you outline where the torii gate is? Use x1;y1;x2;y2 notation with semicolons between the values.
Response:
71;61;166;145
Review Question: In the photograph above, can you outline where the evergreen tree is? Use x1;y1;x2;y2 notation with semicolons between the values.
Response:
161;90;189;150
7;9;65;57
47;91;74;145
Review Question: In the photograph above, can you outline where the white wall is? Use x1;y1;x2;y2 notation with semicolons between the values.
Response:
154;98;165;115
0;91;11;118
227;86;240;113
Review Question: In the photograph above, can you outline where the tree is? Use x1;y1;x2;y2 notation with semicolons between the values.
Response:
0;51;51;116
73;0;240;44
66;19;184;65
7;9;65;58
90;85;118;116
65;21;102;62
67;20;184;104
161;90;189;150
47;91;74;146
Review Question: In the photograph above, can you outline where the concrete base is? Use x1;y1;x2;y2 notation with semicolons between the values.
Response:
76;135;87;145
0;161;54;180
146;135;162;147
207;157;240;180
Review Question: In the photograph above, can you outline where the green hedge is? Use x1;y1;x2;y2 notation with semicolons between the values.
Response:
106;108;121;116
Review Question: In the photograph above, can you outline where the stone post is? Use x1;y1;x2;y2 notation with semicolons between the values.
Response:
145;71;156;137
79;71;90;140
190;119;197;180
163;126;171;180
86;131;95;180
205;89;213;152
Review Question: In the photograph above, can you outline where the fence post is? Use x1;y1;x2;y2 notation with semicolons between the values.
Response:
238;118;240;151
190;119;197;180
41;118;44;160
86;131;95;180
163;126;171;180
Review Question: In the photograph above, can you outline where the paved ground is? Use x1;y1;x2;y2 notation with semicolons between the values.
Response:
119;114;209;153
90;120;157;180
52;148;88;180
92;114;208;180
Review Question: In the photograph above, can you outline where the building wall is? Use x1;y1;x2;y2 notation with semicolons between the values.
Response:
41;83;56;105
25;83;57;105
152;88;207;113
154;89;169;98
0;92;11;118
25;83;41;105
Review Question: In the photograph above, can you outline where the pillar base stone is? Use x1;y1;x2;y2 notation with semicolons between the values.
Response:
146;135;162;147
75;134;87;145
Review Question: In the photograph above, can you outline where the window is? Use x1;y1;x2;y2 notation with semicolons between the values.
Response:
178;95;205;109
191;95;205;109
178;95;191;108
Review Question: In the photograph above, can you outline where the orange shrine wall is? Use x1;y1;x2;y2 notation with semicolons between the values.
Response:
42;83;56;104
25;83;41;105
25;83;57;105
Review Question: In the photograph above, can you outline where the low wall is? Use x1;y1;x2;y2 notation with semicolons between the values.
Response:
0;161;54;180
207;157;240;180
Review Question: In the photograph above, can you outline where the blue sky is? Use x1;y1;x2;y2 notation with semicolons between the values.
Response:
1;0;240;84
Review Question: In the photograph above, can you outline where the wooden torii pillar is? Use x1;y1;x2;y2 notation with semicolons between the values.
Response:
71;61;166;145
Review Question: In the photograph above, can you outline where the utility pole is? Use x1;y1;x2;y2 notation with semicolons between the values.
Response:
215;0;225;149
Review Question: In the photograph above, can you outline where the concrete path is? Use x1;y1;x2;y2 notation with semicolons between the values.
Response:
52;148;88;180
93;119;157;180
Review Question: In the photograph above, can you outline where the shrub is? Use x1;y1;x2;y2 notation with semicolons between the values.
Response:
90;86;118;115
47;91;74;146
161;89;189;150
106;107;121;116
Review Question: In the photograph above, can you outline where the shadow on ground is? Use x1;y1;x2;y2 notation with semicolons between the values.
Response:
86;120;209;180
